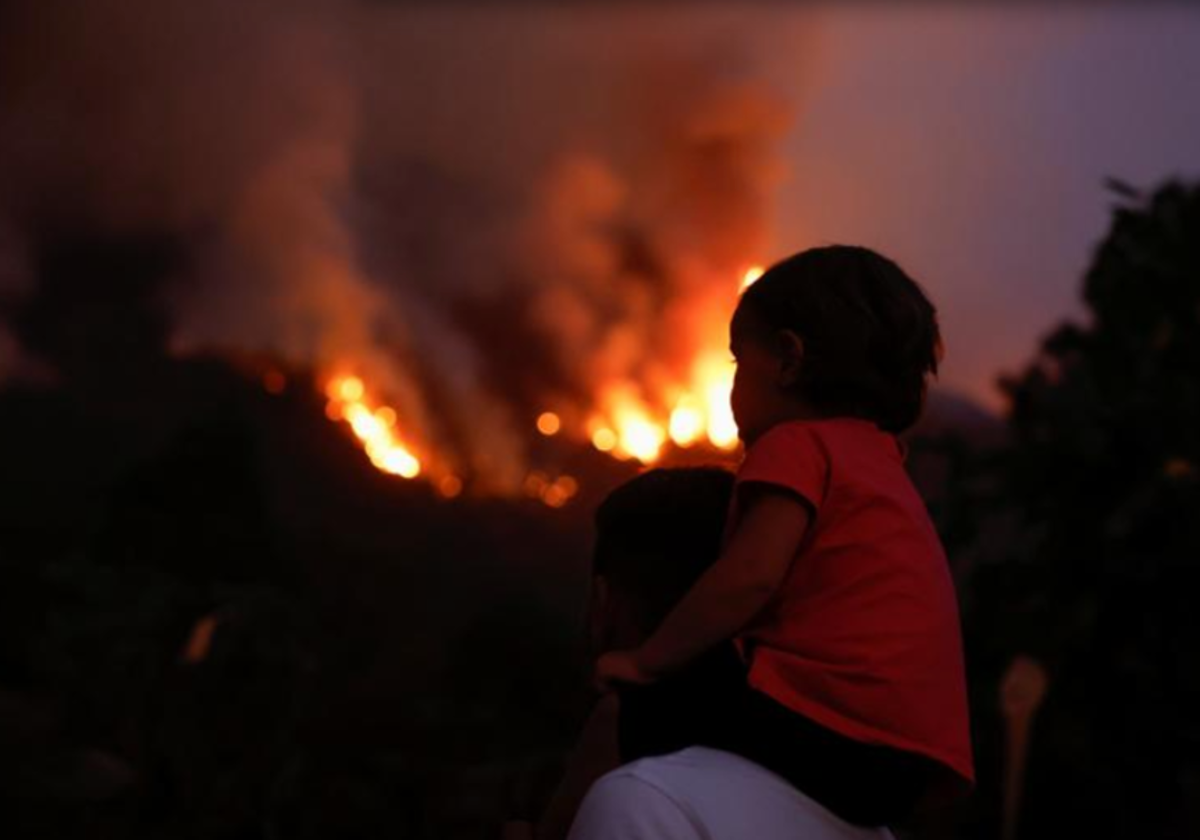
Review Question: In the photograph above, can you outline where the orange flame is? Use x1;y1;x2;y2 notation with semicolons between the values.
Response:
325;375;423;480
322;263;762;493
570;264;761;463
668;396;704;447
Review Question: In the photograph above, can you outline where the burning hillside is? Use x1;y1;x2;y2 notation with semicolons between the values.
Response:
317;262;764;501
0;1;793;500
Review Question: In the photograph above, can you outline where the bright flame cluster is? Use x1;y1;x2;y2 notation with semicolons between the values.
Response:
324;375;423;480
577;355;739;464
317;264;764;498
562;265;763;464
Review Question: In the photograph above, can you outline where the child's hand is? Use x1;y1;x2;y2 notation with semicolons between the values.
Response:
593;650;658;692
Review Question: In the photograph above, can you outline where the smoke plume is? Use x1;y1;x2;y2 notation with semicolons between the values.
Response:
0;0;794;490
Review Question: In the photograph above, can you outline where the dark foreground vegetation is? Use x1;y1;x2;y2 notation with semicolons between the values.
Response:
2;181;1198;839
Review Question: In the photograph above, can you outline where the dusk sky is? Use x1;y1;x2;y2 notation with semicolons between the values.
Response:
3;2;1199;423
754;6;1200;409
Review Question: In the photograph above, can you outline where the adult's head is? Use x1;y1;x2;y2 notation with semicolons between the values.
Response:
732;245;942;441
589;467;734;655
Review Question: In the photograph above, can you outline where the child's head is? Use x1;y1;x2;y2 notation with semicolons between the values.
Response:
590;467;734;653
731;245;942;440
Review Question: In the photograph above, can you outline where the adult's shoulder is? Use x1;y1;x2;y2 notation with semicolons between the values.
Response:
572;748;899;840
567;763;704;840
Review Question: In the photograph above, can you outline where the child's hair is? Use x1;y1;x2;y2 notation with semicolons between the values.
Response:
593;467;735;635
735;245;943;434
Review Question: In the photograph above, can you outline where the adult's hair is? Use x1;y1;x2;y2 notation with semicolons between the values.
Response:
736;245;942;434
592;467;735;636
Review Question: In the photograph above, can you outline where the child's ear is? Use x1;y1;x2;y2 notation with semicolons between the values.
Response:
776;330;805;387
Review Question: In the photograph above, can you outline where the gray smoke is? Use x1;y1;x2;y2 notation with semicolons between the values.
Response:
0;0;795;491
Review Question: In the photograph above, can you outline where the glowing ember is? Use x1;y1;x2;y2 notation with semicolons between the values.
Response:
262;369;287;395
524;471;550;498
542;474;580;508
572;264;755;463
1164;459;1195;479
325;374;422;480
521;470;580;508
536;411;562;436
335;376;365;402
438;475;464;498
591;427;617;452
542;483;570;508
181;613;220;664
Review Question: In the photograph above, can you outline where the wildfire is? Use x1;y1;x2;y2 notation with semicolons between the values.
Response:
324;375;423;480
577;356;738;463
572;264;762;463
319;263;764;499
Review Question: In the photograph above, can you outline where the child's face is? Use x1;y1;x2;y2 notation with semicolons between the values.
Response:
729;308;789;446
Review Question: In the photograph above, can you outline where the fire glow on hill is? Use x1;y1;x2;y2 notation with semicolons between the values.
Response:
320;265;765;505
0;2;793;508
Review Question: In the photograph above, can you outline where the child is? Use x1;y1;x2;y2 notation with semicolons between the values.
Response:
595;245;974;826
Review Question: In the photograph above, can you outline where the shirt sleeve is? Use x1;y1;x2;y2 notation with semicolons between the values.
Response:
736;422;830;514
566;773;704;840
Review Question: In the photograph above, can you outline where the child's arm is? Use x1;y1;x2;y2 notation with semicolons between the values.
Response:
595;486;811;688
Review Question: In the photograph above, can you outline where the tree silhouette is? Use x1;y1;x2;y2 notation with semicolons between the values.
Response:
963;181;1200;839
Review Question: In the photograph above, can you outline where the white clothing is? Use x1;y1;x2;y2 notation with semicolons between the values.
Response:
567;747;896;840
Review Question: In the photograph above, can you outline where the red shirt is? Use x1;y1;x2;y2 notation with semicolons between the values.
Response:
730;418;974;786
